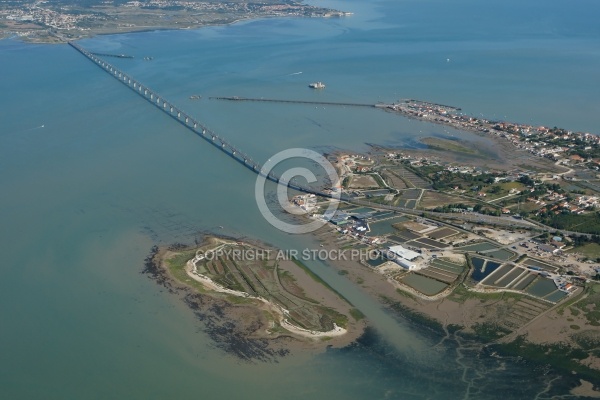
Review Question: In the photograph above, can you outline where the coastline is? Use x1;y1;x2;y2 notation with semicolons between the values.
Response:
142;237;366;362
0;2;349;44
311;225;600;389
184;247;348;339
3;0;600;396
0;17;269;44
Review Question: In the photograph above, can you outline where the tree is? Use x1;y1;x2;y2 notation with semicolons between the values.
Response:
519;175;534;186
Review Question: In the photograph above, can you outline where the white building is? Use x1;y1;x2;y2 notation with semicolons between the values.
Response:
388;245;419;261
395;258;417;270
387;245;420;270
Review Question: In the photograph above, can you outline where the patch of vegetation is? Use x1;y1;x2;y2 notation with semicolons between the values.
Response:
396;288;417;300
572;330;600;350
318;306;349;329
370;173;386;188
350;308;365;321
447;284;513;304
342;176;350;188
568;242;600;259
570;324;581;330
556;285;588;315
573;283;600;326
538;212;600;234
471;322;512;342
492;336;598;383
164;250;208;293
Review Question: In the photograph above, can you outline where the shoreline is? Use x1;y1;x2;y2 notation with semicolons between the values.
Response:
308;225;600;385
0;2;350;45
143;237;365;361
0;17;267;44
185;246;348;340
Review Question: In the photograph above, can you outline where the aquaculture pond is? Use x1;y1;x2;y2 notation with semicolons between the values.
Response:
545;290;568;303
388;235;409;243
401;273;448;296
470;258;503;283
472;260;511;285
512;273;536;291
431;259;464;274
457;242;500;252
368;216;411;236
486;249;516;261
526;277;558;298
366;257;387;268
494;267;526;288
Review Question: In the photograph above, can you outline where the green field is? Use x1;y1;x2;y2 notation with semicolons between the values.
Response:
568;243;600;259
542;212;600;234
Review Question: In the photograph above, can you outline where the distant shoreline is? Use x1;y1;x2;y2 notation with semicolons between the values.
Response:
0;1;350;44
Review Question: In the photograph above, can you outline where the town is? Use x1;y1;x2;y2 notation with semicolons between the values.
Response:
286;143;600;338
0;0;349;42
385;99;600;161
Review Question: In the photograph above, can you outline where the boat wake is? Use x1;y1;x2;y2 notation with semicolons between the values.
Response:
288;71;303;76
5;124;45;137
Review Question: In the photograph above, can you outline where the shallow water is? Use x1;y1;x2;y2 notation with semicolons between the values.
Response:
1;0;599;397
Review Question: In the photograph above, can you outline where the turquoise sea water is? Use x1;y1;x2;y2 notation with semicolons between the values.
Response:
1;0;599;398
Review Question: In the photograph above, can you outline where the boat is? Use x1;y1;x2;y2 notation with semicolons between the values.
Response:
309;82;325;89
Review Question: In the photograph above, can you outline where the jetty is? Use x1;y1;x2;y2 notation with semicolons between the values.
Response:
210;96;378;108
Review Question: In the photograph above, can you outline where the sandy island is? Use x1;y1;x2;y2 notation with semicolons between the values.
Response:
144;237;366;361
185;247;348;339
